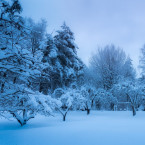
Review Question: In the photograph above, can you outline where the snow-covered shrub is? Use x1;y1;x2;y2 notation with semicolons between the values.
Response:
94;88;118;110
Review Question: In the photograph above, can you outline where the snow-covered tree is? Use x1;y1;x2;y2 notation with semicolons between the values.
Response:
90;45;135;90
113;81;143;116
139;45;145;79
22;18;48;94
83;67;97;87
42;34;62;93
53;88;73;121
42;23;84;92
0;0;25;96
0;85;55;126
122;57;136;80
53;87;87;121
0;0;23;51
0;0;46;92
0;0;55;125
24;18;47;58
80;85;97;114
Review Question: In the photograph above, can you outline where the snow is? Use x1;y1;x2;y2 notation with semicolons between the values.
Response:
0;111;145;145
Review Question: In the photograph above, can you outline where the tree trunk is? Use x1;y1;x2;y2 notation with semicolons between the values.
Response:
132;106;136;116
11;112;26;126
87;109;90;115
16;118;24;126
63;115;66;121
110;103;115;111
11;110;34;126
62;111;68;121
23;109;27;125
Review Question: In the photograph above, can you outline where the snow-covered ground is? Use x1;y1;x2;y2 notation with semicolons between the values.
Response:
0;111;145;145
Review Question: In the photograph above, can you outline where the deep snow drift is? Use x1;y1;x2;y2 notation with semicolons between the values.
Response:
0;111;145;145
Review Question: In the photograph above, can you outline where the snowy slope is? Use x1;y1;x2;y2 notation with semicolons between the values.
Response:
0;111;145;145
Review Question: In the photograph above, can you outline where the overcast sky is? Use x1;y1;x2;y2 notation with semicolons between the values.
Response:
21;0;145;73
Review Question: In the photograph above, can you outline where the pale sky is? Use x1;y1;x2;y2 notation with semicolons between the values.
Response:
21;0;145;73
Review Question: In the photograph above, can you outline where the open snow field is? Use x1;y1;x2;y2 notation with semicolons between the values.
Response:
0;111;145;145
